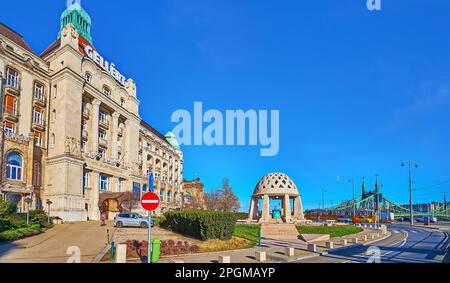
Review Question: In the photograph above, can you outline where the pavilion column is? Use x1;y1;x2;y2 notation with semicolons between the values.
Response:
261;195;270;223
90;99;101;153
294;196;304;219
248;197;258;221
111;112;120;160
284;195;292;223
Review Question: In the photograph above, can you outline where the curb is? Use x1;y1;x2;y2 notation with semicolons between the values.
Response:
92;228;117;263
318;232;393;256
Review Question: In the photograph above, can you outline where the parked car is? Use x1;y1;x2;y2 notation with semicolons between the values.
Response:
337;217;352;223
114;213;155;228
416;216;437;223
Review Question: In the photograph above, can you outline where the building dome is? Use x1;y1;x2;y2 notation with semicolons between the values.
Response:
58;1;93;44
165;132;180;151
252;173;299;196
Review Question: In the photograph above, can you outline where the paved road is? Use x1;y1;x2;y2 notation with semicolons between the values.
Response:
0;221;114;263
297;224;450;263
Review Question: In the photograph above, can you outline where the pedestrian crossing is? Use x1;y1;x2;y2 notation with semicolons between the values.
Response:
391;229;418;234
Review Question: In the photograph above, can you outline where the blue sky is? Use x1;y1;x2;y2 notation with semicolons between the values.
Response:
2;0;450;210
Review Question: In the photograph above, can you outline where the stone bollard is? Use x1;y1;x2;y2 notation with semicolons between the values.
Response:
285;247;295;257
341;239;348;246
370;234;376;240
255;251;266;262
307;244;317;252
376;233;380;238
362;235;368;242
325;242;334;249
381;225;387;235
219;256;231;263
352;238;359;244
116;244;127;263
171;260;185;263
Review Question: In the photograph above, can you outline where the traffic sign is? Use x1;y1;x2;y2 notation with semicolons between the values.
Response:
141;192;160;211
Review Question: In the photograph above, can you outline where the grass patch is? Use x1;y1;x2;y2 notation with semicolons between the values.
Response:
233;224;259;243
200;236;253;253
296;225;363;238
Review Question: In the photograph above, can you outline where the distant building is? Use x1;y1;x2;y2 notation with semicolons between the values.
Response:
182;178;206;210
401;202;444;214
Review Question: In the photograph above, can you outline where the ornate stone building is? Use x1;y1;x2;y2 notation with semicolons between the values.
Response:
0;3;184;221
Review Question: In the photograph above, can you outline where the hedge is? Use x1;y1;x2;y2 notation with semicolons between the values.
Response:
161;211;240;241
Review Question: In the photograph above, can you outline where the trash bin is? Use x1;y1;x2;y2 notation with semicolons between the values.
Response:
151;239;161;263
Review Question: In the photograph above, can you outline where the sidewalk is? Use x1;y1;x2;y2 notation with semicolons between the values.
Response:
157;228;384;263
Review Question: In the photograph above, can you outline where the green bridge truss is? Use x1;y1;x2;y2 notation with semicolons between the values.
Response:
327;193;450;218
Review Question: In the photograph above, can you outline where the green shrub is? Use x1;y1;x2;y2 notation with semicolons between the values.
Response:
0;199;16;218
0;224;43;242
161;211;239;241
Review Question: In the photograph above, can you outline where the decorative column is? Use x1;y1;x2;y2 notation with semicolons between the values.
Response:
124;120;131;163
90;172;100;221
261;194;270;223
248;197;258;221
90;99;101;153
284;195;292;223
293;196;304;220
111;112;120;160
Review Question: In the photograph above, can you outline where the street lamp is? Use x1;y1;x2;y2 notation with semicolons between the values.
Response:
401;161;418;226
24;197;32;225
322;188;327;211
348;178;356;217
46;199;53;224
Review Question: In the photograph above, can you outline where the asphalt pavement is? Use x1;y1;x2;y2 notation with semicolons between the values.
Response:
297;224;449;263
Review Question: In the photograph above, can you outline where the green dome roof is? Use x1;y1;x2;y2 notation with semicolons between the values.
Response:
58;2;93;44
165;132;181;151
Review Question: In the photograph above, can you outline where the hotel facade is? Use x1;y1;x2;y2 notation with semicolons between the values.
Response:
0;3;184;221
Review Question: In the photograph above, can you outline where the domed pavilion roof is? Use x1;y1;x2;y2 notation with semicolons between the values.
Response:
252;173;299;197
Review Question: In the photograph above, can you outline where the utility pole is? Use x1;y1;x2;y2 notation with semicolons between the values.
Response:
402;161;418;226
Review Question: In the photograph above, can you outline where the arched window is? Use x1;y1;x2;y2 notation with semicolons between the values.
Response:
160;189;165;202
52;110;56;123
120;97;125;107
167;191;171;203
6;151;23;181
85;72;92;83
103;86;111;97
51;133;56;148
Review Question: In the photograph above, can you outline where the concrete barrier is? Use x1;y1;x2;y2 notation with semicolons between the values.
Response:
285;247;295;257
307;244;317;252
352;238;359;244
341;239;348;246
116;244;127;263
325;242;334;249
219;256;231;263
255;251;267;262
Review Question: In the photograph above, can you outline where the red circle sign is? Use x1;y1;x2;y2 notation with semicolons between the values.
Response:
141;192;160;211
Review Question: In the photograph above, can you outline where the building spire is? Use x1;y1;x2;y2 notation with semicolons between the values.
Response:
375;175;380;194
362;177;366;197
58;1;93;44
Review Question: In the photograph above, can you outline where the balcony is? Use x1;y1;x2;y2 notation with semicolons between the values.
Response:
99;138;108;148
32;117;46;131
99;119;109;130
82;130;89;140
4;77;20;95
3;106;18;122
82;107;90;119
33;95;46;107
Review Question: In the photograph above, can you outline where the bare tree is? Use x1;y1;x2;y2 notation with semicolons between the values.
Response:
206;178;240;212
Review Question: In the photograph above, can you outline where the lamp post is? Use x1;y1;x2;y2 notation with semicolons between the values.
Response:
322;188;327;211
24;197;32;225
46;200;53;224
401;161;418;226
348;178;356;217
